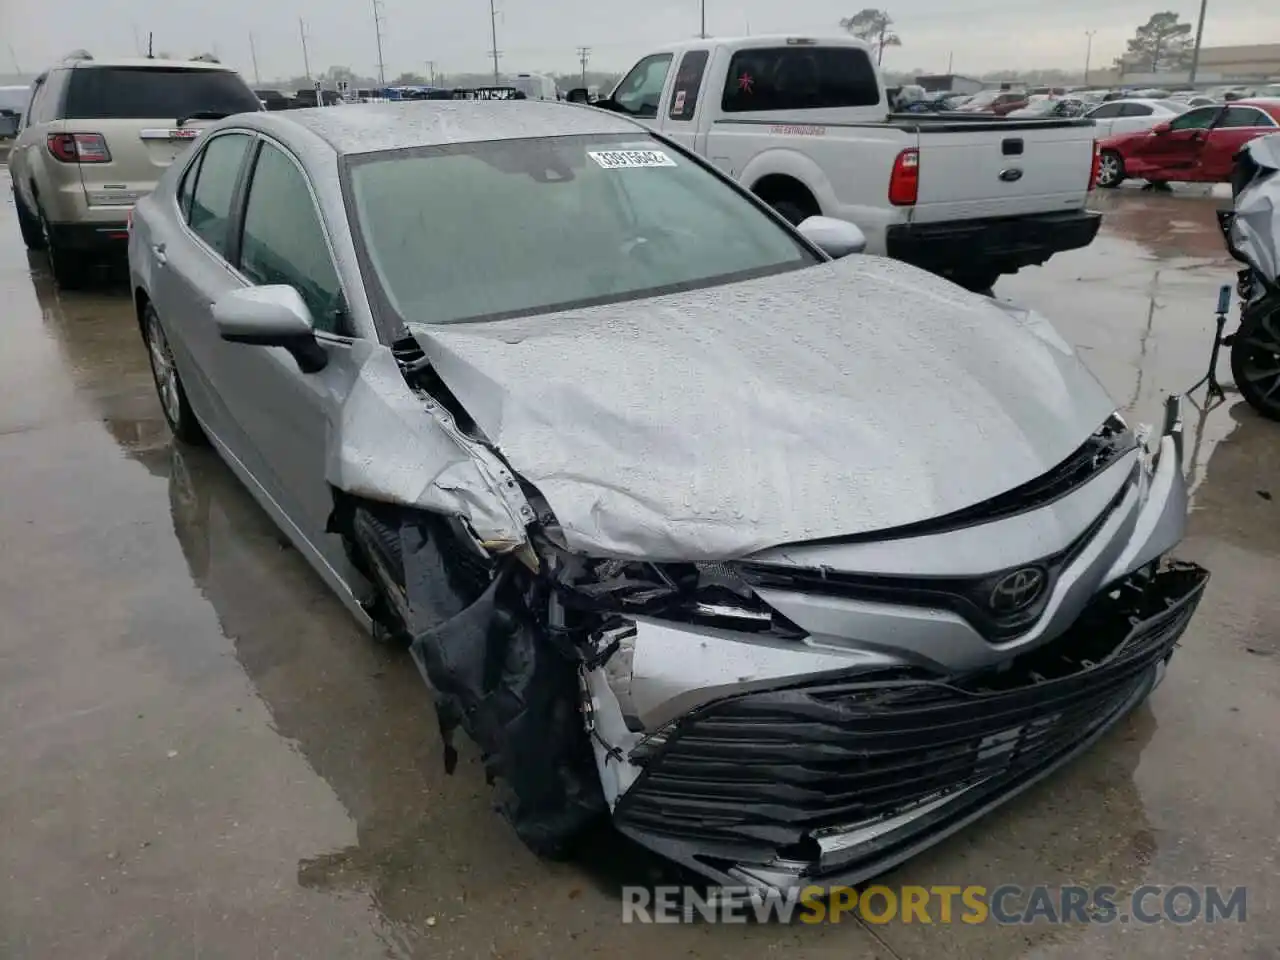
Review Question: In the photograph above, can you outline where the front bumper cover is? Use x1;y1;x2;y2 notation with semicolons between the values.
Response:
613;560;1207;891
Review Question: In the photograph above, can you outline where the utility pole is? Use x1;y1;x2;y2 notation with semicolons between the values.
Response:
576;46;591;87
1188;0;1209;83
1084;30;1096;84
298;18;312;83
700;0;707;39
5;43;20;74
425;60;436;85
947;50;953;73
130;24;143;56
488;0;501;85
249;33;261;85
371;0;387;86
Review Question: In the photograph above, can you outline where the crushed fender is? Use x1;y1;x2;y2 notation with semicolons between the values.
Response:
399;519;605;856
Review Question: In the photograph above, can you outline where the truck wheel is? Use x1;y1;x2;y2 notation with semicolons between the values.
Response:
1231;308;1280;421
14;188;45;250
771;200;812;226
1096;151;1125;189
951;269;1002;295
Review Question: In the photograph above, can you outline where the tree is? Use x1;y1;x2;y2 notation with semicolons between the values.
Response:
392;72;425;85
839;9;902;65
1120;12;1193;73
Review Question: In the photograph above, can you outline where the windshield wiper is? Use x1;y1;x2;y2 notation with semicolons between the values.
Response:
176;110;234;125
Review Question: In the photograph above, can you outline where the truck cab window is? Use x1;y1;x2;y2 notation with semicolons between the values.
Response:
668;50;710;121
721;47;880;113
613;54;673;119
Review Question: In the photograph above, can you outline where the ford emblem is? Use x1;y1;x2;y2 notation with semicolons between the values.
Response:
999;168;1024;182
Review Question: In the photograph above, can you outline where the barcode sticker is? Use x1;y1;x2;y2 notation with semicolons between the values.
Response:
588;149;677;169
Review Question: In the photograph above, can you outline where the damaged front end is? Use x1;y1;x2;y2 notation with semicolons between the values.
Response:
342;333;1207;891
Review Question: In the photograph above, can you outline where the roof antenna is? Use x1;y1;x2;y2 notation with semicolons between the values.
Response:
147;32;154;59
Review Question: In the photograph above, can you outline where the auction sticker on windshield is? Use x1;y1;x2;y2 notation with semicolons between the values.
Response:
588;149;677;169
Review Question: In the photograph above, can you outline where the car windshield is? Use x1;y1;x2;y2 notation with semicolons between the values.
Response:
346;133;818;325
63;66;261;120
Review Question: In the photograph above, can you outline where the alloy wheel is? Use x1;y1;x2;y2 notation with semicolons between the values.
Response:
146;312;182;428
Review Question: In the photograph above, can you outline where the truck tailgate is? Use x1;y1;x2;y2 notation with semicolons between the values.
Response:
908;120;1094;224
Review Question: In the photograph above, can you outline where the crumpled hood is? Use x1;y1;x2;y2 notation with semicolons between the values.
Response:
408;255;1116;561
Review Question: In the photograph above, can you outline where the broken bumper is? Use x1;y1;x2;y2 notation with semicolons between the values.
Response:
612;561;1207;891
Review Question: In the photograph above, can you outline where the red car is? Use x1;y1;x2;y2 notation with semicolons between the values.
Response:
1096;99;1280;188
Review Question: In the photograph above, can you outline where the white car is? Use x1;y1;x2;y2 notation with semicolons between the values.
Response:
1085;98;1186;139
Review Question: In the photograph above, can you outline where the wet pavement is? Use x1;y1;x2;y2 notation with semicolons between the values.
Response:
1;182;1277;959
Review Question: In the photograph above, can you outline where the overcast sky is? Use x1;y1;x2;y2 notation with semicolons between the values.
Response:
3;0;1277;80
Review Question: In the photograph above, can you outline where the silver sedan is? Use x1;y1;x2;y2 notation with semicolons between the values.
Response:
128;100;1208;892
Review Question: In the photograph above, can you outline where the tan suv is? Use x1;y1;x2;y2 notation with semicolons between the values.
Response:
9;53;261;286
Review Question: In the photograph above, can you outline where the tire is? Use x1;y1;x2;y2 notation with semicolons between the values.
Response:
1097;150;1125;189
951;269;1002;295
1231;306;1280;421
142;302;208;444
37;206;88;288
13;187;44;250
770;199;813;226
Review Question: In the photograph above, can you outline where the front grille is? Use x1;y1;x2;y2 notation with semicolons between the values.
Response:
614;564;1208;859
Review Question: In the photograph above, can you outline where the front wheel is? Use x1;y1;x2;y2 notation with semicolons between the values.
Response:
143;303;208;444
1097;150;1125;189
1230;306;1280;421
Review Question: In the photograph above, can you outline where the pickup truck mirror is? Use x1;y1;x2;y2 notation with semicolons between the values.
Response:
796;216;867;258
565;87;591;104
1152;121;1172;135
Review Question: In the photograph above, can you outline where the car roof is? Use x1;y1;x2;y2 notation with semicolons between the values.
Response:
62;57;235;71
250;100;646;156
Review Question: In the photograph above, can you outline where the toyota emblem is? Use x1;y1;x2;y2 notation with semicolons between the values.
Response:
988;567;1046;614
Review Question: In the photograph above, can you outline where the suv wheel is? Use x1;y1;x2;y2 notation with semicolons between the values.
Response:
13;188;45;250
38;206;88;288
143;303;207;445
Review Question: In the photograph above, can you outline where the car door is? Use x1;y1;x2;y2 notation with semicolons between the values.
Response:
661;49;711;154
1197;105;1279;181
1086;101;1124;139
215;138;367;567
150;130;257;459
1126;105;1219;178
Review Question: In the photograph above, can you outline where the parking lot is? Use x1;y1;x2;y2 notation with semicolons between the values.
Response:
1;182;1278;959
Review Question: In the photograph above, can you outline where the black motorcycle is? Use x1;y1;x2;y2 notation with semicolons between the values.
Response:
1203;134;1280;421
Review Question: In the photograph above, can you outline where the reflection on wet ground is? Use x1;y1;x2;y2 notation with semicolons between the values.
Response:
0;185;1277;959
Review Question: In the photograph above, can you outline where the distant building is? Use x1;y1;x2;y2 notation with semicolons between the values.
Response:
1115;43;1280;86
915;73;983;95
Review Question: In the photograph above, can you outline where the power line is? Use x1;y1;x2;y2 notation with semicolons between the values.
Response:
576;46;591;86
298;18;312;83
488;0;502;85
372;0;387;86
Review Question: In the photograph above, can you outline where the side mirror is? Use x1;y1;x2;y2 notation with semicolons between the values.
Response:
212;286;328;373
1152;121;1172;134
796;215;867;258
565;87;591;104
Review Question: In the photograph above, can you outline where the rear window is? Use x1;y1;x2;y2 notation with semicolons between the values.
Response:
62;66;261;121
721;47;880;113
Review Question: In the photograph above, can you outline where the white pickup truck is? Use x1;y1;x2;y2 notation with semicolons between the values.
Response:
582;36;1102;291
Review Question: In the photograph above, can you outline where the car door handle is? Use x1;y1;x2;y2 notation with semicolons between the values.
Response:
152;243;167;265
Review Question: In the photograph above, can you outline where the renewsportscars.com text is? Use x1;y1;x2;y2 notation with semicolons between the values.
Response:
622;884;1247;925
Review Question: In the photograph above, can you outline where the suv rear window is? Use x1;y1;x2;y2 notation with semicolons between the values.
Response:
62;67;261;121
721;47;880;113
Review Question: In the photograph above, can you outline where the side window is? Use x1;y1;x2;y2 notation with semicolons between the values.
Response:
667;50;710;121
1088;103;1123;119
177;151;203;222
1170;107;1218;131
1219;107;1274;128
721;47;880;113
238;144;346;334
1120;103;1153;117
613;54;673;119
188;132;252;258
